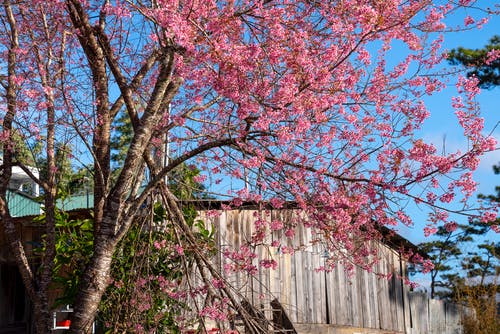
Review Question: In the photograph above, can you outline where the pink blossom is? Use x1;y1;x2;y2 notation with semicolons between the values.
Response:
481;210;498;223
174;244;184;256
260;259;278;270
193;174;207;183
424;226;437;237
463;16;475;26
284;229;295;238
270;197;284;208
485;49;500;65
439;192;455;203
211;279;225;289
154;239;166;250
444;221;458;232
270;220;284;231
421;259;435;274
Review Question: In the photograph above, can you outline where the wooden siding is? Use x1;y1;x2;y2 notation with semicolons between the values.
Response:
201;208;465;333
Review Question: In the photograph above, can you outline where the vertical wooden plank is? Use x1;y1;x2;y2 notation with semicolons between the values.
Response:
369;252;380;330
377;247;391;330
256;243;265;309
445;302;463;334
289;251;298;323
218;210;232;293
393;251;405;332
226;210;240;297
355;265;366;328
401;258;412;334
265;247;274;321
350;266;362;327
385;250;393;330
317;255;327;324
429;299;446;334
361;264;373;329
244;210;257;305
336;261;349;326
311;253;323;323
326;264;337;325
346;268;355;326
272;248;282;300
388;250;399;331
280;252;293;317
294;251;305;323
231;210;240;250
305;252;314;323
409;292;429;334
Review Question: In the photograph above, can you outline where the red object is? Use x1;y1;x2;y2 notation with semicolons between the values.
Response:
56;320;71;327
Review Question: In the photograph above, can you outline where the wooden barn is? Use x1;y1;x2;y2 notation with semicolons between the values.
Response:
194;201;465;334
0;200;466;334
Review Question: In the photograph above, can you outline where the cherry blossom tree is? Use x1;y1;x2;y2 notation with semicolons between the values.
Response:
0;1;498;333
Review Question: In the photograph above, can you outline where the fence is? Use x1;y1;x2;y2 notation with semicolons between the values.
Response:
408;292;466;334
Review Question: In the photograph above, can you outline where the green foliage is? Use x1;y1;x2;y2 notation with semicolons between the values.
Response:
99;221;186;333
411;164;500;332
40;110;212;330
52;215;94;307
99;201;215;333
412;164;500;300
40;199;215;333
415;223;476;299
448;35;500;89
462;241;500;284
169;163;208;200
10;128;40;167
110;111;134;182
33;209;94;307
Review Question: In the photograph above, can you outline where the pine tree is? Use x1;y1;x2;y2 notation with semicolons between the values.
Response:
448;36;500;89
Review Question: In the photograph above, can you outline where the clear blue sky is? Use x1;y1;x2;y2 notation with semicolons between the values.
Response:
426;5;500;196
394;4;500;247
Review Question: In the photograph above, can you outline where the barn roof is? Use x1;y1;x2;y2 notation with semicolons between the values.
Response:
9;197;427;259
177;199;427;259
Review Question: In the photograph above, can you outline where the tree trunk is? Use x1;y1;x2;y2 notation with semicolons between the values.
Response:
32;298;52;334
68;239;116;334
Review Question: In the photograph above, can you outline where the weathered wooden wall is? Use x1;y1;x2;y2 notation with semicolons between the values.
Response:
407;292;464;334
201;208;465;334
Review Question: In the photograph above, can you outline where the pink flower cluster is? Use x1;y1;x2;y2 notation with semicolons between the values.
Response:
222;246;257;275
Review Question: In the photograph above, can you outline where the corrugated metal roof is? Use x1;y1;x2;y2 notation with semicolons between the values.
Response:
6;190;41;217
5;191;94;217
57;193;93;211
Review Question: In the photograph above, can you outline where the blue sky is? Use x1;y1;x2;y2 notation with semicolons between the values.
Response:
393;4;500;246
400;3;500;289
426;8;500;196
